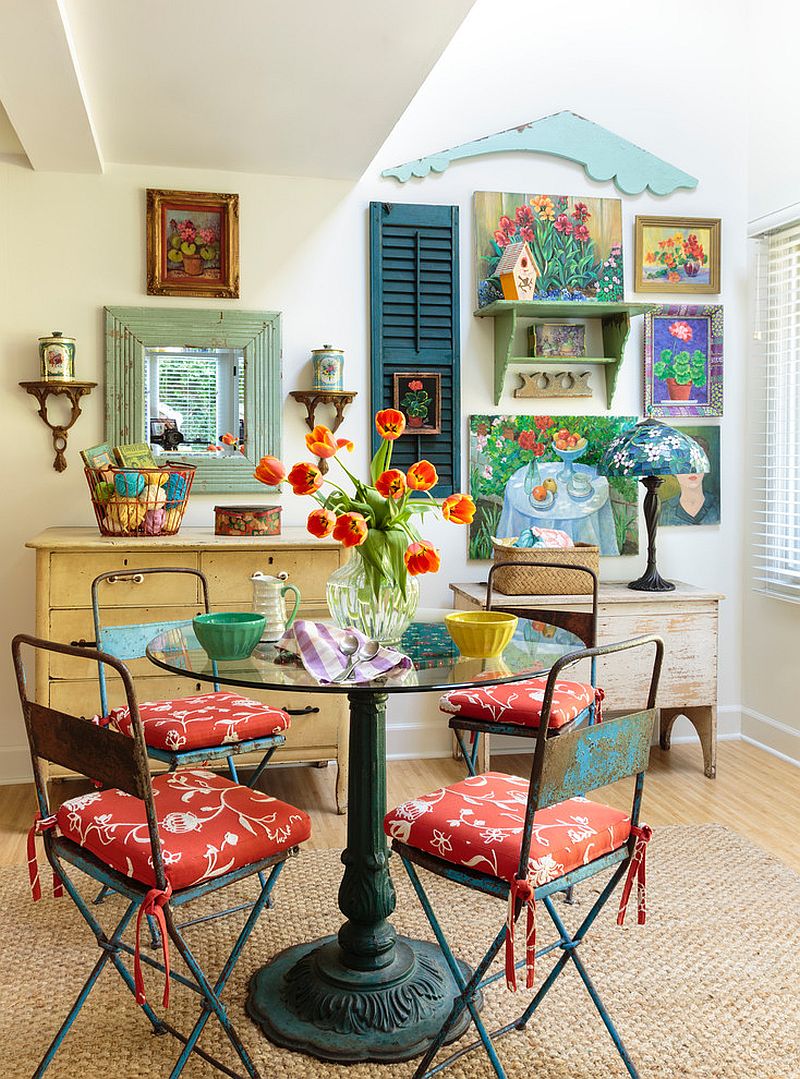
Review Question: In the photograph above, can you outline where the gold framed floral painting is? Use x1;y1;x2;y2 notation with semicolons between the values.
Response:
146;189;239;298
634;216;720;294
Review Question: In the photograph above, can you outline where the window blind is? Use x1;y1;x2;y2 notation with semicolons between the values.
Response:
157;354;218;444
753;222;800;601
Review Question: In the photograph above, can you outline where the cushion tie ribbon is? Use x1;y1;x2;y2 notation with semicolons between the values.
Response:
27;813;64;902
134;882;173;1009
505;876;536;991
593;687;605;724
617;823;652;926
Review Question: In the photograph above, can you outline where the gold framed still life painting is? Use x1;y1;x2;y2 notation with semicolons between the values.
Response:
146;189;240;298
635;216;720;295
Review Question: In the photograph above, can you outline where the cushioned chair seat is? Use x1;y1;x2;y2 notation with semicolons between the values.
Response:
107;691;291;752
440;678;598;730
56;770;311;890
384;771;629;886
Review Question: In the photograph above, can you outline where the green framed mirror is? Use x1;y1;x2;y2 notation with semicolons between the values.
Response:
104;306;281;493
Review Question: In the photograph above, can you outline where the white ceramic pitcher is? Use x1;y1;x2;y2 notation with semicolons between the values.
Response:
251;571;301;642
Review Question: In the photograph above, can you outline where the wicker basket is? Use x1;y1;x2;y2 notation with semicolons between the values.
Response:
84;465;195;537
490;539;599;595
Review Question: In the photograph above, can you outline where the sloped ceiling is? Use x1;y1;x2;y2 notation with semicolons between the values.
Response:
0;0;474;177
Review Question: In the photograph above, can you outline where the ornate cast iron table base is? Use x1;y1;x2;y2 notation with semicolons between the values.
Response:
246;689;477;1063
247;936;474;1063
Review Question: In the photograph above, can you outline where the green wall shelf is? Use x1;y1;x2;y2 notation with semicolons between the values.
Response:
474;300;656;408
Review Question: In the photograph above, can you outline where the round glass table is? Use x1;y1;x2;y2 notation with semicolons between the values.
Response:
146;610;584;1064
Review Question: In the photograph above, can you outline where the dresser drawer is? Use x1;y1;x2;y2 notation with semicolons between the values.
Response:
49;553;199;609
201;550;339;603
49;679;341;750
48;606;202;679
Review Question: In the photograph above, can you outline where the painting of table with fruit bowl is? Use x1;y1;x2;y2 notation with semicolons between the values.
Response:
474;190;623;307
644;304;723;418
468;415;639;559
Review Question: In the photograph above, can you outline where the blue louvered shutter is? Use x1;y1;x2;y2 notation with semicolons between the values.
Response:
369;202;460;495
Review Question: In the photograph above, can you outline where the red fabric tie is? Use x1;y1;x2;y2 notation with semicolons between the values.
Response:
27;814;63;902
593;687;605;724
505;877;536;991
134;882;173;1009
617;824;652;926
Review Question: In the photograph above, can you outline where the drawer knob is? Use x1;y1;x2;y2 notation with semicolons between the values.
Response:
106;573;145;585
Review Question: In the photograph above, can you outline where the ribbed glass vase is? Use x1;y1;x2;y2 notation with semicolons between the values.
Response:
326;548;419;644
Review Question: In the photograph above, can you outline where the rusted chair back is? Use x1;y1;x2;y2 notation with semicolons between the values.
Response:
11;634;168;892
486;561;599;648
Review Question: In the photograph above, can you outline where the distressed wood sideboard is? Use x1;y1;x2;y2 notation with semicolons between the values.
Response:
450;579;723;778
26;527;350;811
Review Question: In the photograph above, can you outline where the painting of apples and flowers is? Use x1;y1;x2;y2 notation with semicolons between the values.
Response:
474;191;624;307
468;415;639;561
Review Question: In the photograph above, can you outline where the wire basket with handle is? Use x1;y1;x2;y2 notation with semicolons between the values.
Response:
84;464;196;537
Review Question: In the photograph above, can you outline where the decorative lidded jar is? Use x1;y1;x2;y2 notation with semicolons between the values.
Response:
39;331;76;380
311;345;344;392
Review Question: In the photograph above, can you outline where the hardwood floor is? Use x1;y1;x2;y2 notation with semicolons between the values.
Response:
1;741;797;871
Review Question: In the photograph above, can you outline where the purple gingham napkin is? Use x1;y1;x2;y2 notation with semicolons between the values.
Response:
278;620;413;684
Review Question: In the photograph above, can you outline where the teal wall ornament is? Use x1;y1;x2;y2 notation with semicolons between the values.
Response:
382;111;698;197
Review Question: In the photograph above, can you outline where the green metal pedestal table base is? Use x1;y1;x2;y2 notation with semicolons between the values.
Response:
247;936;476;1063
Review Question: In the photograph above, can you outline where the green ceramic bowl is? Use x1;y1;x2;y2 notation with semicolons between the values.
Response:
192;612;266;661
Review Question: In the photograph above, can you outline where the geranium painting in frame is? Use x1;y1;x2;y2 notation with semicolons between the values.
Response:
146;189;239;298
468;415;639;560
392;372;441;434
635;216;720;294
644;304;723;418
474;191;623;308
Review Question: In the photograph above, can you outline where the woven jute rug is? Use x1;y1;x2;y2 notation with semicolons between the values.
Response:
0;825;797;1078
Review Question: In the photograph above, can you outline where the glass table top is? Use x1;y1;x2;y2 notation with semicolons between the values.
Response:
146;608;585;696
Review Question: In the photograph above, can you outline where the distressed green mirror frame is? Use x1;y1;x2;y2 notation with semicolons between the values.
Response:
104;306;281;493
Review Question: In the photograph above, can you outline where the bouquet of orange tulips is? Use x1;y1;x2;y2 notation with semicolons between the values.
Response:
254;409;475;604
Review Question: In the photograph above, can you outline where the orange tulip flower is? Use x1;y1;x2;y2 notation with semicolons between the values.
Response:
407;460;438;491
220;432;237;446
287;461;323;495
442;493;476;525
333;512;369;548
253;455;286;486
404;539;441;576
305;425;354;459
375;469;406;500
375;409;406;440
307;507;335;538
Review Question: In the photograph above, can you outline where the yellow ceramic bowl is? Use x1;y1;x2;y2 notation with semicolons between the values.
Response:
445;611;518;658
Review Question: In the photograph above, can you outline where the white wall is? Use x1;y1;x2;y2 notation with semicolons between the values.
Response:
742;0;800;760
0;0;748;779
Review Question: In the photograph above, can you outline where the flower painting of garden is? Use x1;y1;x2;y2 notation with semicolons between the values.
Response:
474;191;623;308
468;415;639;560
644;304;724;417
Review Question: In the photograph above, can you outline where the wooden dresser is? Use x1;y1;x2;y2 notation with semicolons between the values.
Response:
450;579;724;779
26;527;349;811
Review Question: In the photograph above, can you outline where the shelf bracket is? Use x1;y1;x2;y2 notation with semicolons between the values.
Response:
19;380;97;472
289;390;357;474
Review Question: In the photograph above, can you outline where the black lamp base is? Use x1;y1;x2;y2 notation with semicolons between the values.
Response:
628;476;675;593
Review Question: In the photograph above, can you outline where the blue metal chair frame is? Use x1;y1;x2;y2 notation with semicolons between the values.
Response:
13;633;300;1079
450;561;601;777
394;633;664;1079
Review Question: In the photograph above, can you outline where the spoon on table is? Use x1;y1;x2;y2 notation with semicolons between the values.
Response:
333;632;359;682
334;638;380;682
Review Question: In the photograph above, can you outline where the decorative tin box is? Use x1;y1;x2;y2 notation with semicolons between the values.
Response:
39;330;76;380
311;346;344;391
214;505;282;537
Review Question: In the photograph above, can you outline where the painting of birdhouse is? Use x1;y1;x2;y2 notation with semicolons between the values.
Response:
494;241;539;300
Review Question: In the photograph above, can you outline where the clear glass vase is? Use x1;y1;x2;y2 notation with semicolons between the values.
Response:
326;548;420;644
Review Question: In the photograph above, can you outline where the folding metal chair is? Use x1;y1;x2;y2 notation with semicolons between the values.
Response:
14;633;311;1079
386;633;663;1079
91;567;291;789
442;562;600;777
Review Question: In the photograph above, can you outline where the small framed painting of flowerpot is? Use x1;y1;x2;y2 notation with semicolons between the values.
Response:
392;372;442;434
644;304;724;417
146;189;239;298
635;216;721;294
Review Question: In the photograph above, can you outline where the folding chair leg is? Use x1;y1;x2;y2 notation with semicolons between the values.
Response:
166;862;283;1079
569;950;639;1079
454;729;478;777
246;746;277;790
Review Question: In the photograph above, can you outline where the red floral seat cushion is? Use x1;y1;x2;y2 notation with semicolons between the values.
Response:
384;772;629;886
440;678;598;730
107;691;290;752
56;770;311;891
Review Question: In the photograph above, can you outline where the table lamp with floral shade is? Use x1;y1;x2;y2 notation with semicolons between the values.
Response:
600;417;709;592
